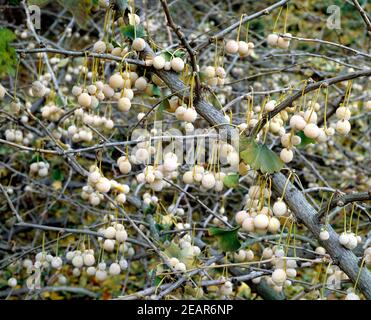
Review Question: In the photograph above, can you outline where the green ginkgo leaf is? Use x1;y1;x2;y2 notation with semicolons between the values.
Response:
0;28;17;76
223;173;239;188
240;137;283;174
162;50;186;61
152;85;161;97
208;226;241;252
120;25;146;40
296;131;316;148
154;99;168;120
52;168;64;181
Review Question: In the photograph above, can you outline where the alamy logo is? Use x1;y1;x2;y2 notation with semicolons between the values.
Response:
28;5;41;30
327;5;341;30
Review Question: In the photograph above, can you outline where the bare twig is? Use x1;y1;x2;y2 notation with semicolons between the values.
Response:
0;183;23;222
16;48;145;66
160;0;201;98
195;0;291;51
351;0;371;33
317;191;371;219
15;222;150;248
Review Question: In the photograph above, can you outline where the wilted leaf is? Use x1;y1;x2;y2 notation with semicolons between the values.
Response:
57;0;93;29
163;242;194;268
223;173;239;188
240;137;283;174
208;226;241;252
237;282;252;299
52;180;62;190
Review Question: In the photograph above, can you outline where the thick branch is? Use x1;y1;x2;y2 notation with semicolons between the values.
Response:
272;173;371;299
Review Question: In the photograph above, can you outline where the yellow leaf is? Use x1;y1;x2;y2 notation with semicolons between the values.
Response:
52;180;62;190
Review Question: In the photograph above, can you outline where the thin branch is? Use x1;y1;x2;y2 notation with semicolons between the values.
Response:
162;177;234;229
194;0;291;51
0;183;23;222
16;48;145;66
160;0;201;99
15;222;150;248
317;191;371;219
0;138;60;155
352;0;371;33
249;69;371;137
281;34;371;58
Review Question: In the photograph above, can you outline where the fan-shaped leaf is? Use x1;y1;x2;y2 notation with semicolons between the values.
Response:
208;227;241;252
240;137;283;174
296;131;316;148
120;25;146;40
223;173;239;188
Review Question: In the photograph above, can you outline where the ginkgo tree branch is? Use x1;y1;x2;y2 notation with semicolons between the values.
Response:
248;68;371;138
317;191;371;220
271;173;371;299
160;0;201;98
16;48;145;66
10;30;371;298
149;54;371;299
